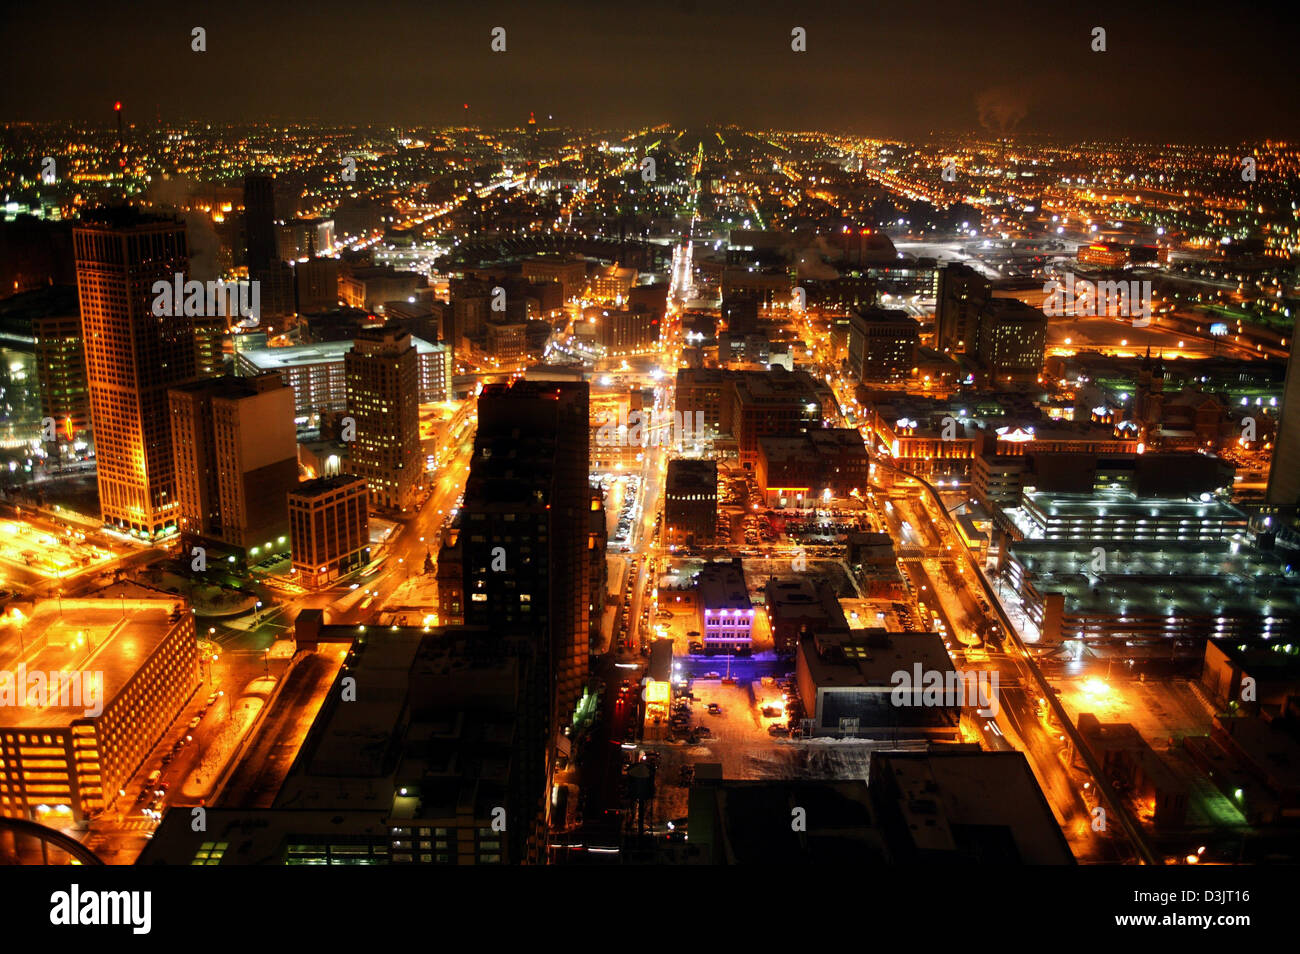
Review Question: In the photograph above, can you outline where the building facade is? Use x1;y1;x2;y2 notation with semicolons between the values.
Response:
848;307;919;384
344;326;423;511
74;211;205;538
288;474;370;587
33;310;91;461
168;373;298;555
664;458;717;548
461;380;591;737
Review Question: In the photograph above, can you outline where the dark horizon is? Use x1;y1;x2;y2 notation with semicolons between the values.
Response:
4;0;1297;140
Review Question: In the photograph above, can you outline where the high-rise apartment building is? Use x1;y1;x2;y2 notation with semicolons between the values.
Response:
168;372;298;555
344;325;423;511
975;298;1047;383
74;210;202;538
935;263;990;355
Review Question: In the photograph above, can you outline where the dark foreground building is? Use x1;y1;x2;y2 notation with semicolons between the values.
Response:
683;749;1074;864
139;618;548;864
459;379;591;770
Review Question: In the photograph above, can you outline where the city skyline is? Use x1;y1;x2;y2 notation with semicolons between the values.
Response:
0;8;1297;927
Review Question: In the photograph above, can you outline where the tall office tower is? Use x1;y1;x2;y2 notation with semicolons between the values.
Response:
344;325;423;511
935;262;990;355
975;298;1047;383
74;209;198;538
243;174;277;273
1267;330;1300;509
167;373;298;555
462;379;590;747
29;291;91;460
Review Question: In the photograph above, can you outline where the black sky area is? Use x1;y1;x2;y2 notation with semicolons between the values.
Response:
3;0;1296;140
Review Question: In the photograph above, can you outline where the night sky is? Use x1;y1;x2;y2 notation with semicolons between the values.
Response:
3;0;1296;139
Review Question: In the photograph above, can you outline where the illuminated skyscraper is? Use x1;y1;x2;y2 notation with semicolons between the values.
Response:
73;209;198;538
344;324;423;511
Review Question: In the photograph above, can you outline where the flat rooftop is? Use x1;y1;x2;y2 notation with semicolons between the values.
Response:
290;474;368;499
761;429;868;460
666;458;717;493
0;600;185;728
1021;490;1247;522
800;629;954;689
766;578;848;628
731;368;820;405
696;561;751;610
1010;539;1291;579
871;750;1075;864
238;335;441;371
853;306;918;326
275;625;525;823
